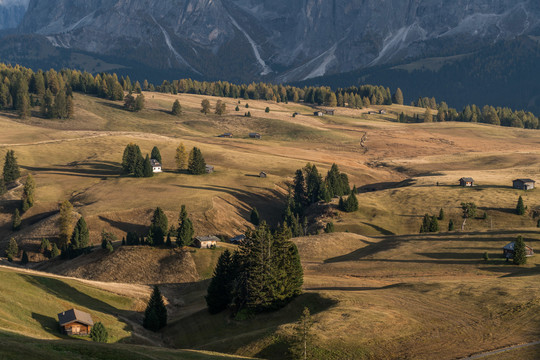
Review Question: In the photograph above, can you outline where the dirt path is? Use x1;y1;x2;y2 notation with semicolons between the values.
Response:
459;340;540;359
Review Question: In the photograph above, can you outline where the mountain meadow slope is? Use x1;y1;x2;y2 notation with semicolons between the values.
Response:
0;91;539;358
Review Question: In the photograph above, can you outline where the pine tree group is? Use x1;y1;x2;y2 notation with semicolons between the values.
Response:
121;143;153;178
205;222;303;315
188;147;206;175
143;286;167;331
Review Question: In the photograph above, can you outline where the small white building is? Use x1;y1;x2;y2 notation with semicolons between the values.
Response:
206;165;214;173
194;235;219;248
150;159;162;173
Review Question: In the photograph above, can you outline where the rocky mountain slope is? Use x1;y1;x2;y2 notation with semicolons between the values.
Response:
0;0;28;30
1;0;539;110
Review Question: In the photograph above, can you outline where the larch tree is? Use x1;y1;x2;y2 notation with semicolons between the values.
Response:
175;143;188;171
58;200;74;249
201;99;211;114
393;88;404;105
215;100;226;115
21;174;36;212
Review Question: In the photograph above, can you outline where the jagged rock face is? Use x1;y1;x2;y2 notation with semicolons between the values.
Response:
0;0;29;30
12;0;540;81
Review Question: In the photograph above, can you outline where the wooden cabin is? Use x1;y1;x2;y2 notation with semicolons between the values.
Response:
459;177;474;187
150;159;162;173
194;235;219;248
249;133;261;139
314;111;323;116
503;242;534;259
259;171;267;178
325;109;335;115
57;309;94;336
513;179;535;190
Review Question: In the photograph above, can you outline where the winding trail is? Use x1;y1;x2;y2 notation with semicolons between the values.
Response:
460;340;540;359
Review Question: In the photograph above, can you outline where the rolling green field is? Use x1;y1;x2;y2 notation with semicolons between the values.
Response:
0;90;539;359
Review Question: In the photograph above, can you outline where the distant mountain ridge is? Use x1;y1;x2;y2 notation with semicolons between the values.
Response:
1;0;540;112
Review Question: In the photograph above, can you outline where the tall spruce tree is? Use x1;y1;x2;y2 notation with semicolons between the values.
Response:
293;170;307;209
90;322;109;343
21;174;36;212
71;216;90;249
5;237;18;260
516;196;525;215
206;249;235;314
58;200;74;249
12;209;21;231
188;147;206;175
177;205;194;246
142;154;153;177
150;146;162;163
150;207;168;246
3;150;21;184
143;285;167;331
290;307;314;360
420;214;431;233
513;235;527;265
429;216;439;232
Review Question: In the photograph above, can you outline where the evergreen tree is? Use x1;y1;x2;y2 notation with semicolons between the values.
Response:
12;209;21;231
21;174;36;212
250;208;260;226
448;219;455;231
324;222;334;233
420;213;431;233
513;235;527;265
175;143;188;170
51;243;60;258
58;200;74;249
290;307;314;360
304;164;324;204
177;205;194;247
21;250;29;265
293;169;307;208
201;99;211;114
90;322;109;343
423;108;432;122
123;93;135;111
341;186;358;212
429;216;439;232
461;202;477;219
150;207;168;246
134;94;145;111
172;99;182;116
121;143;143;175
438;208;444;221
3;150;21;184
142;154;153;177
71;216;90;249
206;249;235;313
187;147;206;175
150;146;162;163
143;285;167;331
516;196;525;215
483;252;489;261
0;178;6;196
5;238;18;261
265;107;270;113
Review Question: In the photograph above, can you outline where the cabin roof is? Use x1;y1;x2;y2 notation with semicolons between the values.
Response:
57;309;94;327
460;177;474;182
514;178;535;183
150;159;161;167
195;235;220;242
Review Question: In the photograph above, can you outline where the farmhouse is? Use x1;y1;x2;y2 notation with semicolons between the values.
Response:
194;235;219;248
230;234;246;244
205;165;214;174
459;177;474;187
503;242;534;259
218;133;233;138
150;159;162;173
57;309;93;336
314;111;323;116
249;132;261;139
512;178;535;190
259;171;267;178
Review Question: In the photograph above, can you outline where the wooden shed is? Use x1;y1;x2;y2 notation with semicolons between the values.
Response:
314;111;323;116
249;133;261;139
325;109;335;115
513;179;535;190
57;309;93;336
503;242;534;259
459;177;474;187
259;171;267;178
205;165;214;174
194;235;219;248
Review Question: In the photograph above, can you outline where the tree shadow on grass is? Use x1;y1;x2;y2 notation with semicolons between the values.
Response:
21;161;120;179
96;101;125;111
361;222;395;235
31;312;60;337
98;215;148;235
480;264;540;278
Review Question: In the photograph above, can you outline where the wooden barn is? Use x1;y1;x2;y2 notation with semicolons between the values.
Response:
513;179;535;190
194;235;219;248
314;111;323;116
57;309;93;336
503;242;534;259
459;177;474;187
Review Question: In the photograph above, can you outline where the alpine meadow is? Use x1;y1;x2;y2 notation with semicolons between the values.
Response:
1;2;540;360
